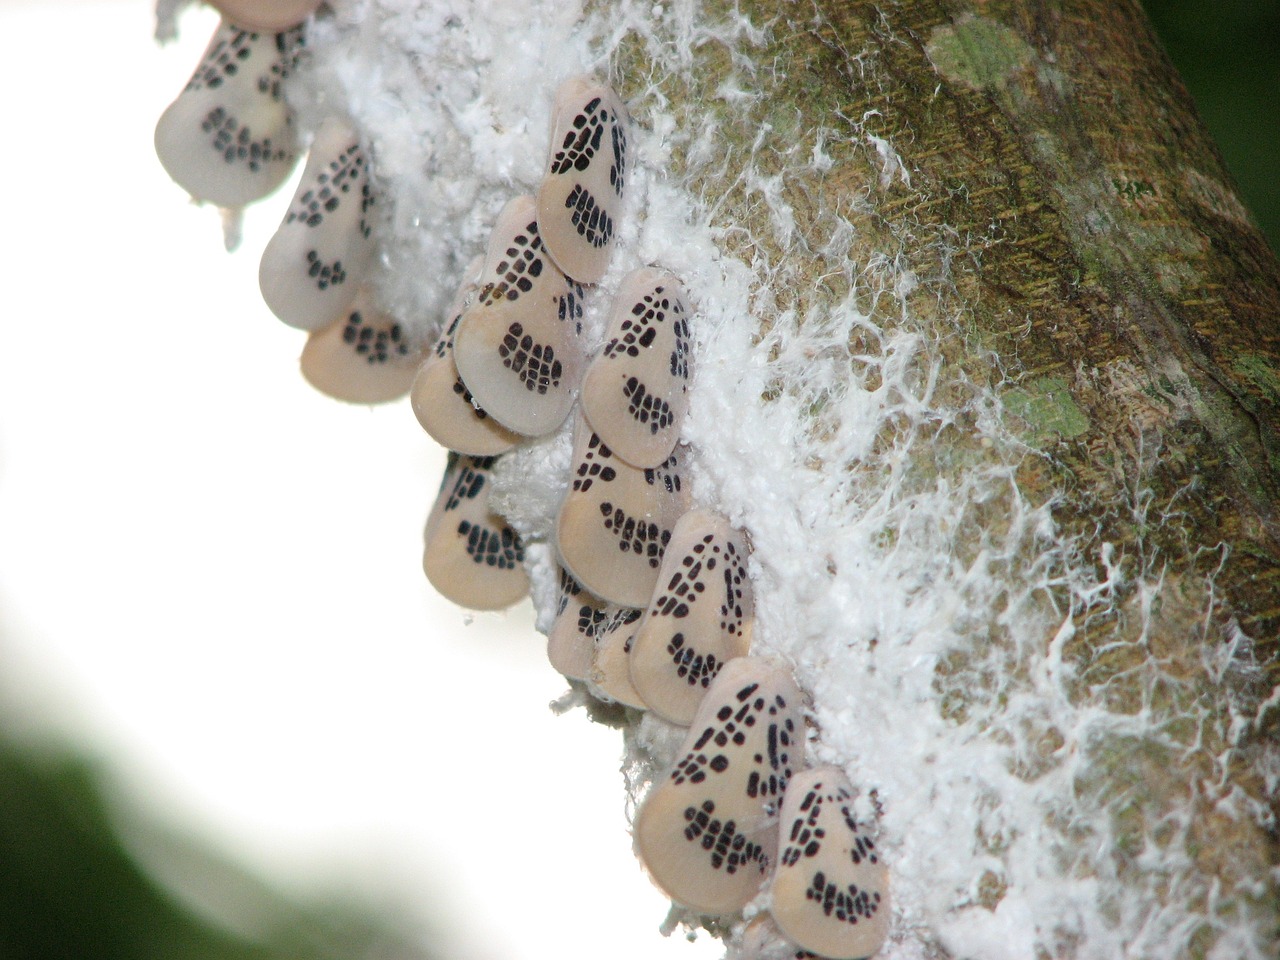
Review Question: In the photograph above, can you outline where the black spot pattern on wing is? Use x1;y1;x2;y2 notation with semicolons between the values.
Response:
340;311;409;365
575;603;612;639
681;800;768;875
622;377;674;433
599;502;670;568
357;173;375;238
671;681;798;800
285;142;370;233
781;781;847;867
201;106;293;172
456;519;524;569
748;696;798;801
188;29;256;92
720;541;748;636
498;322;562;394
564;184;613;249
575;604;639;644
558;281;585;335
603;286;674;359
434;312;461;359
644;452;683;494
571;432;617;492
804;872;883;926
851;834;878;865
601;607;643;645
450;376;492;420
550;96;608;175
262;29;306;100
434;312;492;418
555;568;584;617
304;249;346;291
654;534;718;620
666;634;720;690
670;309;691;379
188;28;303;172
441;457;496;511
478;221;546;306
610;119;627;197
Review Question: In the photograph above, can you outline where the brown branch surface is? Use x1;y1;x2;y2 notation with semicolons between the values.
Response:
613;0;1280;953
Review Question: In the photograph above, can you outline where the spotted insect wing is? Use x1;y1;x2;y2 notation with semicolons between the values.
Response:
629;509;753;724
299;284;418;404
422;454;529;611
411;260;520;456
581;268;693;468
154;21;302;207
770;766;890;960
556;412;690;608
535;76;630;284
259;117;376;331
453;195;587;437
634;657;805;915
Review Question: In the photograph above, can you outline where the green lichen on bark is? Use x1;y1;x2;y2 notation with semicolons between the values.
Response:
1004;375;1090;439
926;14;1035;91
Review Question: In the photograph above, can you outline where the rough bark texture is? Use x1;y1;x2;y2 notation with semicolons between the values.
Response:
612;0;1279;953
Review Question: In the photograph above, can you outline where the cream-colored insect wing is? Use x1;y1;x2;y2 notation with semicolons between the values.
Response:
453;195;586;437
581;269;692;468
154;22;301;207
634;657;805;916
770;768;889;960
546;569;610;681
410;265;519;456
536;77;629;284
299;286;418;404
629;509;753;724
590;607;646;709
423;455;529;611
259;118;376;330
208;0;322;31
556;413;689;608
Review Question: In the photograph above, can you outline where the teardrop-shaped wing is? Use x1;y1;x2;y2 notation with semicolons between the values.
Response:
581;269;693;468
154;22;302;207
259;117;376;330
535;76;630;284
423;454;529;611
629;509;753;724
299;285;419;404
555;413;690;608
208;0;322;31
770;767;890;960
453;195;586;437
634;657;805;915
590;607;646;709
546;569;610;681
410;264;519;456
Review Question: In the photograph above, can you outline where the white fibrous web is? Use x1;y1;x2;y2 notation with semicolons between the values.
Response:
154;1;1279;958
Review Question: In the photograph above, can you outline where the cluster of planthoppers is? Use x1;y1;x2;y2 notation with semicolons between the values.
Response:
153;3;889;958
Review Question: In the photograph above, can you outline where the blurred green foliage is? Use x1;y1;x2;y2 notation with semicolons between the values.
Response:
0;738;438;960
1144;0;1280;251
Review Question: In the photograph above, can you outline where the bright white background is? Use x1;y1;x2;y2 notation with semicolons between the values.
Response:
0;2;720;958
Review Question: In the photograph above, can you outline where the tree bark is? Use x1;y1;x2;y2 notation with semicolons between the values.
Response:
612;0;1279;954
